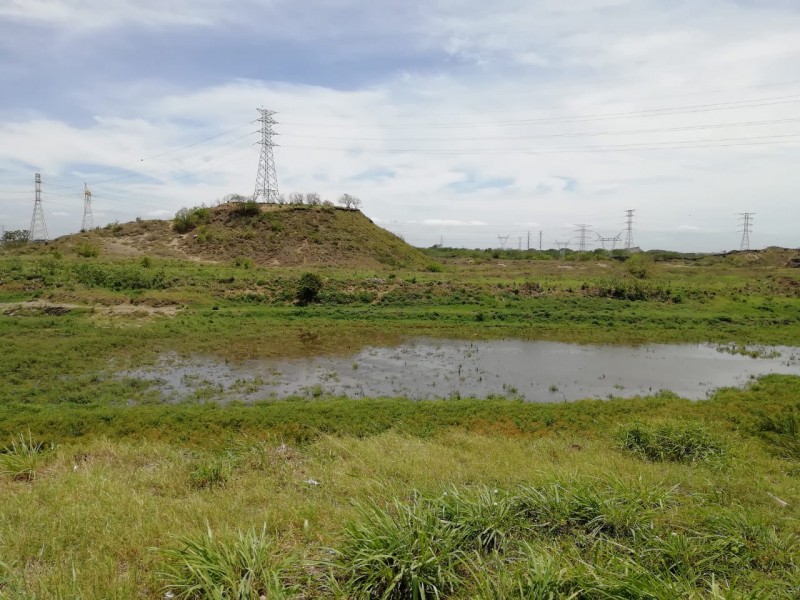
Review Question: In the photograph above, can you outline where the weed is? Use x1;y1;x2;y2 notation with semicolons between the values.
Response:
189;460;230;489
159;524;297;599
0;432;54;481
620;422;726;463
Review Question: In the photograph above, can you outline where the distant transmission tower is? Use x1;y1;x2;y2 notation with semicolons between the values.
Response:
28;173;49;242
596;232;622;251
496;234;511;249
624;209;635;250
554;239;570;259
81;183;94;231
738;212;754;250
574;224;592;252
253;108;279;203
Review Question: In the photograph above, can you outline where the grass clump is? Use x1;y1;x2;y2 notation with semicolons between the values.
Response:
330;497;467;599
0;432;54;481
189;459;230;489
755;411;800;460
620;422;726;463
159;524;297;600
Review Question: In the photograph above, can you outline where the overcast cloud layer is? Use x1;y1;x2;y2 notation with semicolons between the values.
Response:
1;0;799;251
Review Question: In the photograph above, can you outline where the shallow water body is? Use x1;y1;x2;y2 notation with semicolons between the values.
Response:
126;339;800;403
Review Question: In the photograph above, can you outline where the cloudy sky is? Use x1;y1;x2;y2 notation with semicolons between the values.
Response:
1;0;799;251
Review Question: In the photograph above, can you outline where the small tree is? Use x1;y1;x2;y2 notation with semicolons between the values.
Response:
297;272;323;305
338;193;361;209
305;192;321;205
288;192;305;205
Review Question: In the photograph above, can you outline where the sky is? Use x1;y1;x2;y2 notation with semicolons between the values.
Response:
1;0;799;252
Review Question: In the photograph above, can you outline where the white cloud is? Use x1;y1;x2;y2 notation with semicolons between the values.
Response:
1;1;800;251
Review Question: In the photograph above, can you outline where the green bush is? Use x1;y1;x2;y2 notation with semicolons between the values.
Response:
296;272;323;305
75;242;100;258
173;206;211;233
232;200;261;217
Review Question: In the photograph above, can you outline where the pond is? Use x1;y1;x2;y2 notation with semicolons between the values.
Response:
126;339;800;403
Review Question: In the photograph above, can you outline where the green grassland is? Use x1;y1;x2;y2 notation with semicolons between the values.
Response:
1;236;800;598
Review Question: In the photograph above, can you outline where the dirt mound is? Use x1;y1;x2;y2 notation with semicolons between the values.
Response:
53;204;430;269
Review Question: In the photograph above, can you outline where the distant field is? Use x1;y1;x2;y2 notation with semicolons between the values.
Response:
1;239;800;597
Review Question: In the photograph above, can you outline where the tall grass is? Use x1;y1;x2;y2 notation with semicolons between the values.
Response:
330;497;467;599
756;412;800;460
158;524;297;600
0;432;54;481
619;422;726;463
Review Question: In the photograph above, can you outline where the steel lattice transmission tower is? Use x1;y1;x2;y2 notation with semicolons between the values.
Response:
624;209;636;250
253;108;279;203
81;183;94;231
574;224;592;252
738;212;754;250
554;239;571;260
28;173;49;242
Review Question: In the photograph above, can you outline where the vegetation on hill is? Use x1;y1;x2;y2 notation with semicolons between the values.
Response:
45;203;430;269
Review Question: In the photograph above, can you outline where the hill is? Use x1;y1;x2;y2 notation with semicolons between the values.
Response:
52;203;430;269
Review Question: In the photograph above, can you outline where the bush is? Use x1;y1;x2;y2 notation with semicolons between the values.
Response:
232;200;261;217
620;422;726;463
75;243;100;258
626;253;654;279
296;272;323;305
174;206;211;233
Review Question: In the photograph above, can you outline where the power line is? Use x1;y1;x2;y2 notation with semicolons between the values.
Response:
281;117;800;143
281;93;800;130
279;133;800;155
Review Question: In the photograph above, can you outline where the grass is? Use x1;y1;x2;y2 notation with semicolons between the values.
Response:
0;432;54;481
619;422;727;463
159;525;298;599
2;233;800;597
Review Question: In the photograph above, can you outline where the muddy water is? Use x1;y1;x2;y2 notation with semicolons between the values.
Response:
126;339;800;403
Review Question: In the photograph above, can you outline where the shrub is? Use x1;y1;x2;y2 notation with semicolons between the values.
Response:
626;253;654;279
0;432;55;481
75;242;100;258
296;272;323;305
232;200;261;217
174;206;211;233
620;422;726;463
233;256;254;269
159;525;297;599
425;263;444;273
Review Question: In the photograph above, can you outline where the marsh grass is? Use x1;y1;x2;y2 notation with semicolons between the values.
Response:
619;422;726;463
158;524;298;600
0;432;54;481
756;412;800;460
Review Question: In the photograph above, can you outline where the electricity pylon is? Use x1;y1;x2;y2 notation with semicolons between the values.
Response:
253;108;279;203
